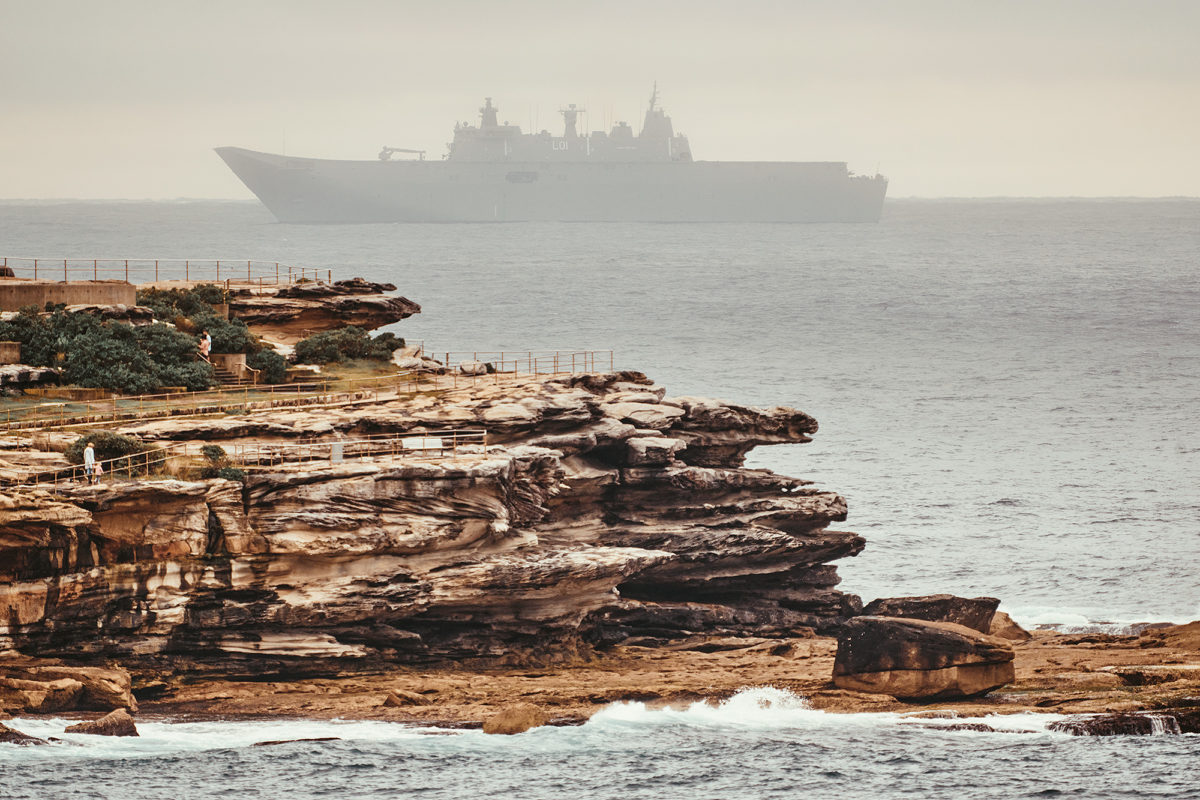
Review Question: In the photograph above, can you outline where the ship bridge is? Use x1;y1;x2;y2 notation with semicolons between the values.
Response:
446;90;692;163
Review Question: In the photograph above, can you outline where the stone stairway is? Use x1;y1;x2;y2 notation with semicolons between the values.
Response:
212;363;254;387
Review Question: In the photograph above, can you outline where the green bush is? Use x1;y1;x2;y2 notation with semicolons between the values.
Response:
200;444;228;463
247;348;288;384
190;312;257;355
215;466;246;482
136;284;226;321
293;327;405;364
66;431;148;464
0;310;215;393
197;444;245;481
66;431;163;476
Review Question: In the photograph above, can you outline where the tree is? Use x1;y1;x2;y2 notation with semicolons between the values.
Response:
293;326;405;364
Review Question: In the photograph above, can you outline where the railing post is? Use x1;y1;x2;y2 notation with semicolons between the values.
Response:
185;260;189;282
155;260;159;282
33;259;38;280
216;261;220;281
124;259;129;282
93;259;98;280
64;259;67;282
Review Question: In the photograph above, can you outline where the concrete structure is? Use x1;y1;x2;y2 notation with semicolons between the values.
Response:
0;342;21;365
0;280;136;312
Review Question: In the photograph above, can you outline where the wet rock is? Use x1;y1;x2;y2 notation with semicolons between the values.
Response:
482;702;549;735
0;722;48;746
1049;710;1200;736
833;616;1015;700
251;737;341;747
860;594;1000;634
63;708;139;737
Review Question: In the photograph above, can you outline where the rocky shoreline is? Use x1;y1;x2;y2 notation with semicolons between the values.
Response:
2;278;1197;738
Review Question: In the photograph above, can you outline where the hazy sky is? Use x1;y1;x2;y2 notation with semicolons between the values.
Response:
2;0;1197;198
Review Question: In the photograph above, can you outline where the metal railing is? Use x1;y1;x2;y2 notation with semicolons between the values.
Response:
0;257;331;286
429;349;615;383
0;442;193;488
0;430;489;488
0;371;430;432
225;429;488;468
0;350;615;433
433;349;613;374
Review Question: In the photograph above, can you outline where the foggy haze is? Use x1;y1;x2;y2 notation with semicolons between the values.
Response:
2;0;1197;199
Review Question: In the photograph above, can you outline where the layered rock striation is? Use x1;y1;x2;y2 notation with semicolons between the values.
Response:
227;278;421;344
1;371;863;674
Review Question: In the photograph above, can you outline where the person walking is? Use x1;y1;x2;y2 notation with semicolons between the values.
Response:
83;441;96;485
198;330;212;361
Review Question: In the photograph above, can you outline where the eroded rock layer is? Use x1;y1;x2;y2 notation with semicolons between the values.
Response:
227;279;421;344
0;372;863;673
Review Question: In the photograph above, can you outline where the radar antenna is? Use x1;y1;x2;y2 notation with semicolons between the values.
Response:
558;103;586;138
648;81;658;111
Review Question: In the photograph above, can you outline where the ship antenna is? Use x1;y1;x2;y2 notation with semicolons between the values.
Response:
649;81;658;111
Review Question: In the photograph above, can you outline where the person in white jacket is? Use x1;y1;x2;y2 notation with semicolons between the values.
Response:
83;441;96;484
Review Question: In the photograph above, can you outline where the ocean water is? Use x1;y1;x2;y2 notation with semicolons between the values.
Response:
3;198;1196;627
2;689;1198;799
1;199;1198;793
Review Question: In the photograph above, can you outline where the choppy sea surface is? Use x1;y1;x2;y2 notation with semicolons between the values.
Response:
3;197;1196;627
2;689;1198;800
1;199;1197;794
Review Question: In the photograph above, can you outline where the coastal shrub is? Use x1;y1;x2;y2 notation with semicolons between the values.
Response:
197;444;245;482
136;284;226;321
293;327;405;364
247;348;288;384
0;310;214;393
66;431;163;476
189;312;257;355
63;322;214;393
137;284;286;383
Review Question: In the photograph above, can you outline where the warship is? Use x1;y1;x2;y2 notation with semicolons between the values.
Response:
216;89;887;223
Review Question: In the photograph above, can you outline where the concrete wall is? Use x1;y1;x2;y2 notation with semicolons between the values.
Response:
0;341;20;364
0;280;136;311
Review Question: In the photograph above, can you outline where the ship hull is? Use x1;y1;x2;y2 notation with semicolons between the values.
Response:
216;147;887;223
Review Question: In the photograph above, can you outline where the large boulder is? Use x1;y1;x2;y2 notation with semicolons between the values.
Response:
833;616;1015;700
860;594;1000;633
0;676;84;713
64;708;139;737
482;702;549;735
3;665;137;711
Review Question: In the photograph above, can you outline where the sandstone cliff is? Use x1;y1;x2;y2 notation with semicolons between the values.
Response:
227;278;421;344
0;371;862;674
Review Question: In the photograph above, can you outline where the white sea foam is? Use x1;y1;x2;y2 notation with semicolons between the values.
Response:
1005;604;1191;635
586;687;1062;735
0;716;451;761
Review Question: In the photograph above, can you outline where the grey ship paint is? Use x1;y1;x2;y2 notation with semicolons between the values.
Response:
216;90;887;223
